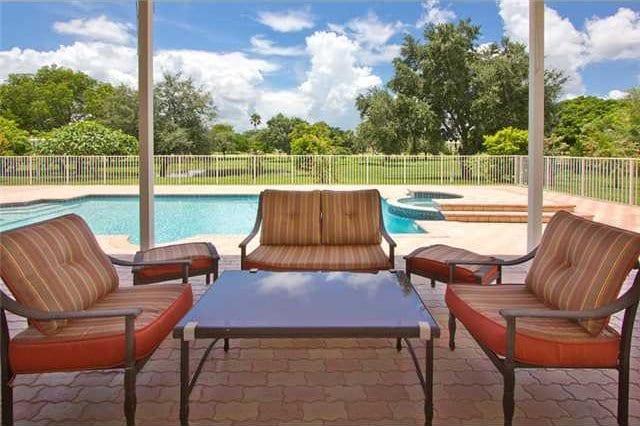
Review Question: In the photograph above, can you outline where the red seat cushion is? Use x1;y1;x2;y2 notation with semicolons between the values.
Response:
405;245;499;284
445;284;620;367
9;283;192;373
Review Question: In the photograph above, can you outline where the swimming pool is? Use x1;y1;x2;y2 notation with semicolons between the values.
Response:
0;195;425;244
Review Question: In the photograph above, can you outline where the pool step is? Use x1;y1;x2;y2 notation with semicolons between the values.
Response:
442;210;594;223
437;203;576;213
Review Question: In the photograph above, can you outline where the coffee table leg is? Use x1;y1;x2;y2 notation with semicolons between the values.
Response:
424;339;434;426
180;339;190;426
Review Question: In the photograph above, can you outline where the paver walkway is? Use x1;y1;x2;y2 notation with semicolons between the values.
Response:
2;256;638;426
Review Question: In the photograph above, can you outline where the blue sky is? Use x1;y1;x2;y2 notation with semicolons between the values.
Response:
1;1;639;130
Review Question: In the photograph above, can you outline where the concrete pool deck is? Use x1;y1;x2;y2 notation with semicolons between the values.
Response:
1;184;638;256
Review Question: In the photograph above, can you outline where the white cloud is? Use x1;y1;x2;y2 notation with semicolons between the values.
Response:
585;8;640;62
416;0;456;28
328;11;403;66
608;89;629;100
249;35;305;57
53;15;133;44
298;31;382;128
257;8;314;33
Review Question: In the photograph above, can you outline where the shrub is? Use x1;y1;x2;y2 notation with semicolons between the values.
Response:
36;120;138;155
0;116;30;155
482;127;528;155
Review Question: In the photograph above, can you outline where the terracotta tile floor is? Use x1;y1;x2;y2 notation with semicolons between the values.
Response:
3;256;639;426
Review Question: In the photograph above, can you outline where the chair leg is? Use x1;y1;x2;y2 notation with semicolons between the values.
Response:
448;313;456;351
396;337;402;352
206;273;211;285
502;362;515;426
224;338;230;352
1;372;13;426
618;365;629;426
430;278;435;288
124;365;136;426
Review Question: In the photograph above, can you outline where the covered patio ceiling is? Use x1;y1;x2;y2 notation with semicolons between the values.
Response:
134;0;546;252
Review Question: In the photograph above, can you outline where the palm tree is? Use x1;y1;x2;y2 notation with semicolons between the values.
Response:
250;112;262;129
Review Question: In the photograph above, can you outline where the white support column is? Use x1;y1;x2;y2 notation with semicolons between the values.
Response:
527;0;544;251
138;0;155;250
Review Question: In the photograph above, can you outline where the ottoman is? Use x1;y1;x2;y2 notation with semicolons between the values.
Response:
405;244;499;287
133;242;220;285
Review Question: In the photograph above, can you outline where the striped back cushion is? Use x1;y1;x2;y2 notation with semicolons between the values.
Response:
260;190;322;245
321;190;382;245
0;214;118;335
526;211;640;335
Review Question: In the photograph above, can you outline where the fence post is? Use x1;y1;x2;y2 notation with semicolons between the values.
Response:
580;157;586;196
629;159;636;205
65;156;69;185
366;156;370;184
439;156;444;185
403;156;407;184
476;156;481;185
29;157;33;185
102;156;107;184
290;156;294;184
252;156;257;183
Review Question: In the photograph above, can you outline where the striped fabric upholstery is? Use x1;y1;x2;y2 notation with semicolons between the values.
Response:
446;284;621;367
321;190;382;245
135;242;217;282
405;244;499;284
245;245;390;271
140;242;212;262
0;214;118;335
260;190;322;245
526;211;640;335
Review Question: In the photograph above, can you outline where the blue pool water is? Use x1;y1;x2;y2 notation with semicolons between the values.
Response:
0;195;424;244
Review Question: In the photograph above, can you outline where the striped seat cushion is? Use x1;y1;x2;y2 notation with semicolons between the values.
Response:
134;242;218;282
321;190;382;245
526;211;640;335
0;214;118;335
245;245;390;271
260;190;322;245
445;284;620;367
405;244;499;284
9;283;192;373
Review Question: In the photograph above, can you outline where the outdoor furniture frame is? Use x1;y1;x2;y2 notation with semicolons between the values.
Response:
133;242;220;285
239;190;396;271
174;270;439;426
0;215;194;426
447;250;640;426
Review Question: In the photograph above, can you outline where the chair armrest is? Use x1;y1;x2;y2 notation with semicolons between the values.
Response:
0;292;142;321
381;228;396;269
109;256;191;284
239;227;259;250
445;247;537;268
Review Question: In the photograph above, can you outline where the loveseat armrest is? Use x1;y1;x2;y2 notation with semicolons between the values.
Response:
445;247;537;284
380;227;396;268
240;195;263;269
109;256;191;284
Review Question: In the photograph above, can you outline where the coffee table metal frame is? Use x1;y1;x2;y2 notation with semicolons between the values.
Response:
174;270;439;426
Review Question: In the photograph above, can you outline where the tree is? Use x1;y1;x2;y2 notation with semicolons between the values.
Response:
208;123;240;154
0;66;98;132
249;112;262;129
290;122;334;155
0;117;30;155
551;96;622;155
260;113;305;153
36;120;138;155
386;21;565;155
483;127;528;155
154;71;217;154
85;83;138;136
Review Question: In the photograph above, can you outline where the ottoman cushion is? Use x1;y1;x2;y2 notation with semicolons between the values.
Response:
405;244;499;284
134;242;218;283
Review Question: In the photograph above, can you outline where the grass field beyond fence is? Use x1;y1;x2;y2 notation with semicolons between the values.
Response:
1;155;637;205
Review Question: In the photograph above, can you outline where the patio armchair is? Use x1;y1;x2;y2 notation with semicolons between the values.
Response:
445;211;640;426
0;214;194;426
239;189;396;271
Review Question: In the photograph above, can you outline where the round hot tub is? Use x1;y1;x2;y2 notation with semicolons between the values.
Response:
387;191;462;220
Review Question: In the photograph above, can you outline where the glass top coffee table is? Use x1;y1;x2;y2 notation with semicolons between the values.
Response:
174;270;440;426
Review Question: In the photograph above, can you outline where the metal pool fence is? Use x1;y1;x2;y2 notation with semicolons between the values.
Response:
0;155;637;205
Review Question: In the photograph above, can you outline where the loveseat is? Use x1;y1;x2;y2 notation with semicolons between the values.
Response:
240;189;396;271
